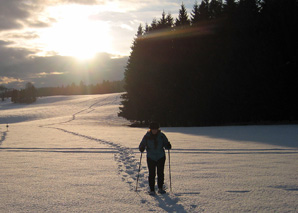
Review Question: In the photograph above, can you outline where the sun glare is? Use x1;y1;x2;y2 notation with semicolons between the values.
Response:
39;5;112;60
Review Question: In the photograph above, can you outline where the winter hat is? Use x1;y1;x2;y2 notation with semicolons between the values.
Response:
149;122;160;130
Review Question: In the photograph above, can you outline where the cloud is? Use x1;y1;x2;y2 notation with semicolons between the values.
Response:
0;0;57;31
0;0;198;90
0;51;128;89
37;72;64;77
3;31;40;40
0;76;24;84
60;0;99;4
0;36;127;89
0;40;35;66
0;0;70;32
27;20;54;28
0;0;31;31
90;10;134;23
120;24;134;31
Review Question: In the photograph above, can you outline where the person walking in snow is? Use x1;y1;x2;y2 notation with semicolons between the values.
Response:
139;122;172;195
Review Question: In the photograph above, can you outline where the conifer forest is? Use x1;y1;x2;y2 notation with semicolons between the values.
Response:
119;0;298;126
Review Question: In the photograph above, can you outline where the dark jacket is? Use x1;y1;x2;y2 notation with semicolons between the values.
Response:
139;130;171;161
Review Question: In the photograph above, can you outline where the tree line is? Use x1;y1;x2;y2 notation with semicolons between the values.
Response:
1;80;125;103
36;80;124;97
11;82;37;104
0;85;9;101
119;0;298;126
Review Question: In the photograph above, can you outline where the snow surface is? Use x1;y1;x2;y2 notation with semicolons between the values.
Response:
0;93;297;212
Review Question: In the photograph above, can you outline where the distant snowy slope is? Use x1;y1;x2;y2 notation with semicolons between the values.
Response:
0;93;129;126
1;93;297;148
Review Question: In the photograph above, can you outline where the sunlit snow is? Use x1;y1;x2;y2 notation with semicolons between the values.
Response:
0;93;297;212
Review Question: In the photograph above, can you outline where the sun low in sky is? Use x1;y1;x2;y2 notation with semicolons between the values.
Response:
0;1;193;88
2;1;159;60
39;5;113;60
32;3;130;60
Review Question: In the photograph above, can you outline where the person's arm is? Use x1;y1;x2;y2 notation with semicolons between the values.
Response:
162;133;172;150
139;136;147;152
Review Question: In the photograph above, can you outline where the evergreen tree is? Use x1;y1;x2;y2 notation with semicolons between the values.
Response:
145;23;150;33
119;25;150;123
158;11;168;28
11;82;37;104
11;89;18;103
198;0;210;20
119;0;298;126
166;13;174;28
0;86;6;101
150;18;158;31
175;3;190;27
191;1;200;24
223;0;237;17
209;0;223;19
24;82;37;103
136;24;143;36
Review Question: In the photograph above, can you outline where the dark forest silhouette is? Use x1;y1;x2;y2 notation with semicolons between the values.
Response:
11;82;37;104
119;0;298;126
1;80;124;103
36;80;124;96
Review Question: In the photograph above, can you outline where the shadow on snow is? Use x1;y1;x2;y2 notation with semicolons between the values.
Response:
163;125;298;148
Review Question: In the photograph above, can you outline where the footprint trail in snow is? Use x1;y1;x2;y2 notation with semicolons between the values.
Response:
40;95;189;212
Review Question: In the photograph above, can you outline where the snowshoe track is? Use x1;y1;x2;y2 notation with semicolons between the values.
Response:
0;131;7;145
48;127;187;211
39;95;189;212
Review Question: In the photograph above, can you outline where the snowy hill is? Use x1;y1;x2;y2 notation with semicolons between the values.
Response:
0;93;297;212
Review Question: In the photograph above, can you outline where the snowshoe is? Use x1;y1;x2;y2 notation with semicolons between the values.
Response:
149;190;156;196
158;188;166;194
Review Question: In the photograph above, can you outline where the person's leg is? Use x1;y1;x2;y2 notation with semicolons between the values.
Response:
157;156;166;190
147;157;157;191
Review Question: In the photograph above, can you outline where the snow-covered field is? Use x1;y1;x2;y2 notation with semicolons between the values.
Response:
0;93;297;212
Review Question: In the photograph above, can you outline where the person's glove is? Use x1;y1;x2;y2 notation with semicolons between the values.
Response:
139;145;145;153
165;143;172;150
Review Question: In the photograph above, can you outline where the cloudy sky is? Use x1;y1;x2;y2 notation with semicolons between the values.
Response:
0;0;196;89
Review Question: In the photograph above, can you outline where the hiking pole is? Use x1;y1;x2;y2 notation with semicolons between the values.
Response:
136;152;143;191
168;149;172;192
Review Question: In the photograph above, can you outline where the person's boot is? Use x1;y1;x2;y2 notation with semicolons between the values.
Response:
158;188;166;194
149;190;156;196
